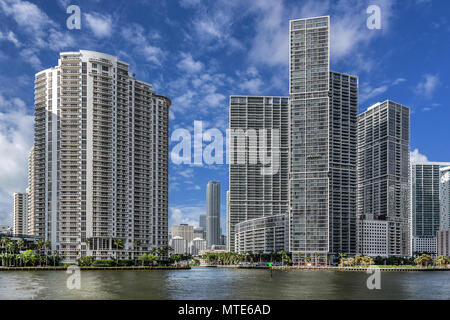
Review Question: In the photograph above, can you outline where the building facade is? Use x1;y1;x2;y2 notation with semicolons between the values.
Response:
357;101;410;257
228;96;289;252
170;236;186;255
13;193;27;235
440;166;450;231
206;181;221;248
172;224;194;245
234;214;288;254
32;50;170;262
436;230;450;256
357;220;389;257
410;163;450;255
189;237;207;256
289;17;358;262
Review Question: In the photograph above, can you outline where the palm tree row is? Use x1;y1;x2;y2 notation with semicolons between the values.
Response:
201;251;293;266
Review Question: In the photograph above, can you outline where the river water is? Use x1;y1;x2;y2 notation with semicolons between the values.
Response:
0;267;448;300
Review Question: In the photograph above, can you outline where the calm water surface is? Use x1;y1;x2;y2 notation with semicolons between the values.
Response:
0;267;449;300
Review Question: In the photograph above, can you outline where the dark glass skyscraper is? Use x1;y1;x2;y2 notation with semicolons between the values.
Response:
206;181;221;247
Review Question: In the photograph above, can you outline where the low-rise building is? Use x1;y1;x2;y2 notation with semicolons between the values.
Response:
234;214;288;254
189;238;207;256
170;236;186;255
357;219;389;257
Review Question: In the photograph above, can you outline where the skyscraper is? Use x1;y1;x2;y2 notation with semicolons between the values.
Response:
172;224;194;245
357;101;410;257
411;163;450;254
206;181;221;247
440;166;450;231
32;50;170;262
27;146;36;236
289;17;357;262
228;96;289;252
13;192;27;235
199;214;206;229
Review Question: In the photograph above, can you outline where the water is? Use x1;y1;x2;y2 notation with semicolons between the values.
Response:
0;267;449;300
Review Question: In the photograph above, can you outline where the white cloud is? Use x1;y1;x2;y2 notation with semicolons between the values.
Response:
410;149;428;163
169;206;204;229
19;48;42;70
360;85;388;104
121;24;165;66
177;53;204;73
0;30;20;47
178;168;194;178
204;93;226;107
0;0;55;34
0;94;34;226
416;74;440;99
84;12;113;38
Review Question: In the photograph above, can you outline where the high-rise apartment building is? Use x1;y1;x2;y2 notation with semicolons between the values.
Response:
228;96;289;252
440;166;450;231
172;224;194;245
357;101;410;257
27;146;36;236
32;50;170;262
206;181;221;247
289;17;357;262
410;163;450;255
13;192;27;235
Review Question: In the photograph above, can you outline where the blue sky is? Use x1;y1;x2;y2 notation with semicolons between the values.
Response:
0;0;449;231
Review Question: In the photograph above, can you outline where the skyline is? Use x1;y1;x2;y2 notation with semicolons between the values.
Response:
1;0;450;232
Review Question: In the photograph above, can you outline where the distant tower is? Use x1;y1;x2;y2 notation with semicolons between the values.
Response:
206;181;221;247
199;214;206;229
13;193;27;235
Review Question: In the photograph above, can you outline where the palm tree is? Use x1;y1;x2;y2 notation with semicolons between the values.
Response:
113;238;124;264
52;250;58;267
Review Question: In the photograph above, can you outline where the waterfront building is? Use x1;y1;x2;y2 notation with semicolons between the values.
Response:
289;17;358;263
32;50;170;262
27;146;37;236
228;96;289;252
357;101;410;257
193;227;205;240
206;181;221;247
235;214;288;254
410;163;450;255
170;236;186;255
189;237;207;256
436;230;450;257
440;166;450;230
172;224;194;245
357;220;389;257
13;192;27;235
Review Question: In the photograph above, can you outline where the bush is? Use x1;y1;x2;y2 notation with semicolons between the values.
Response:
77;256;95;267
117;259;134;266
92;259;116;267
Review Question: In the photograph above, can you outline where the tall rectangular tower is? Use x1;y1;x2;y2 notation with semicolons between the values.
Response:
411;163;450;254
440;166;450;231
13;192;27;235
206;181;221;247
228;96;289;252
33;50;170;262
357;101;410;256
289;17;357;262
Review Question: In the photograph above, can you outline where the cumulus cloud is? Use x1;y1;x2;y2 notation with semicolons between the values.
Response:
177;53;204;73
121;24;165;66
0;94;34;226
410;149;429;163
416;74;440;99
84;12;113;38
0;30;20;47
169;206;204;229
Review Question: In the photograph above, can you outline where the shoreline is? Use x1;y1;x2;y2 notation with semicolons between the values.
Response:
206;265;450;272
0;266;191;271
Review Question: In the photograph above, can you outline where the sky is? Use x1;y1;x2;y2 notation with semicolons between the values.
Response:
0;0;449;232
